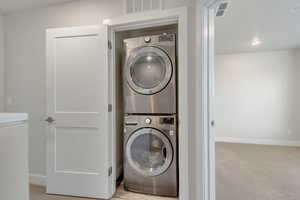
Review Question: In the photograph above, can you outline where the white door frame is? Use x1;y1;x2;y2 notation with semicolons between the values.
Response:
104;7;190;200
198;1;222;200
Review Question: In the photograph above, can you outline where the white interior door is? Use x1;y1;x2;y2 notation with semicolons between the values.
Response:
46;25;114;199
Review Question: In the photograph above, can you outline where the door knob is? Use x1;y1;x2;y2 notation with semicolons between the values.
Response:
45;117;55;123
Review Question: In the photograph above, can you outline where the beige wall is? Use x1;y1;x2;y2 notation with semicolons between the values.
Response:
4;0;198;189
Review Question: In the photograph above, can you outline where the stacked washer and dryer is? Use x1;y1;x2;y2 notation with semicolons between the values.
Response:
123;33;178;197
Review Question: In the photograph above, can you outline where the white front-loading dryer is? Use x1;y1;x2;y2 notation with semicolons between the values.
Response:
123;34;177;114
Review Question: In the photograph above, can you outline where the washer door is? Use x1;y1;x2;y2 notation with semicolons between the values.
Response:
126;128;173;177
125;46;173;95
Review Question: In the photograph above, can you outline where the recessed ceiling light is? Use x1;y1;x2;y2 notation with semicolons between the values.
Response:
102;19;111;25
251;38;261;46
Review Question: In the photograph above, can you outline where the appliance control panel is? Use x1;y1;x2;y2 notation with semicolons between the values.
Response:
124;115;177;129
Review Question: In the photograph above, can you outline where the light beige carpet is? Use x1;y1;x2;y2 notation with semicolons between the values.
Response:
216;142;300;200
30;184;177;200
30;143;300;200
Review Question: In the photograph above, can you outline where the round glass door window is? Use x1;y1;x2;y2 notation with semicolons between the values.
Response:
126;46;173;95
126;128;173;177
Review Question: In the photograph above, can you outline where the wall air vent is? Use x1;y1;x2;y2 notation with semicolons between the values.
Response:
216;1;230;17
125;0;163;14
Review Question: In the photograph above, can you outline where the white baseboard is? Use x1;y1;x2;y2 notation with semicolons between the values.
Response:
29;174;46;186
215;137;300;147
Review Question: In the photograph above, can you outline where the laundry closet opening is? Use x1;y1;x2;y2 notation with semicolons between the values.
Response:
113;23;179;198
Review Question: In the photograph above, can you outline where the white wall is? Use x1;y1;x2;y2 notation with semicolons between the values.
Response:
4;0;197;182
4;0;123;178
186;5;197;200
216;49;300;142
291;49;300;140
0;15;4;111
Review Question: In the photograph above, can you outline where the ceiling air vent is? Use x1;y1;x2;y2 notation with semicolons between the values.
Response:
125;0;163;14
216;1;230;17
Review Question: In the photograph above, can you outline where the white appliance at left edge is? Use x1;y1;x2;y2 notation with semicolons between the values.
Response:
0;113;29;200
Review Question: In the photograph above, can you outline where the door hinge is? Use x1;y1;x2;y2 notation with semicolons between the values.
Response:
108;166;112;176
108;104;112;112
211;120;215;127
108;40;112;50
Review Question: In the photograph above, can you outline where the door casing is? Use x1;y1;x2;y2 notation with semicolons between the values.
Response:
197;0;223;200
105;7;190;200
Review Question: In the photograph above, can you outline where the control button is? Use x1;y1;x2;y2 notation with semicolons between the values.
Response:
125;121;138;126
145;118;152;124
144;36;151;43
169;130;175;136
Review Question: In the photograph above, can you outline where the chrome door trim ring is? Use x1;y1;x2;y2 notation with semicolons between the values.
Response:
125;46;173;95
126;128;173;177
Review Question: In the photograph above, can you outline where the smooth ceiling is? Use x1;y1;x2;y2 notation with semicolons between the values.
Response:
216;0;300;54
0;0;72;14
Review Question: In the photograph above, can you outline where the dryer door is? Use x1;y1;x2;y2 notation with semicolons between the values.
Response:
125;46;173;95
126;128;173;177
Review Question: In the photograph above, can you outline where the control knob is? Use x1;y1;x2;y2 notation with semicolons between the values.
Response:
145;118;152;124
